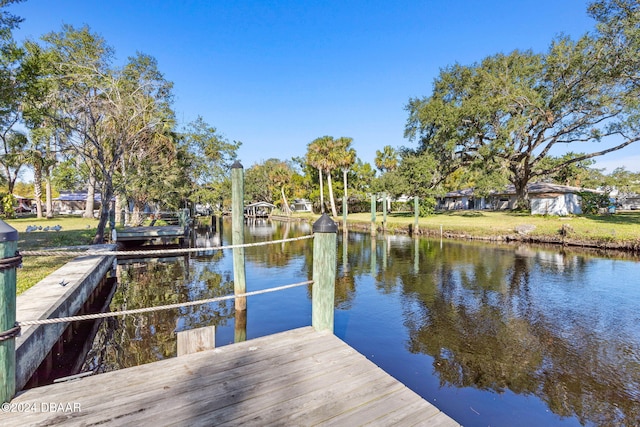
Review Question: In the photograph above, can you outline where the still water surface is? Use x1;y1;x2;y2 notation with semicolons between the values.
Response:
83;219;640;427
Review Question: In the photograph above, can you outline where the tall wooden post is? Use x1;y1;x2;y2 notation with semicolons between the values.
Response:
370;194;376;236
0;221;18;404
231;161;246;312
234;308;247;343
312;214;337;333
414;196;420;235
342;196;347;233
382;192;387;231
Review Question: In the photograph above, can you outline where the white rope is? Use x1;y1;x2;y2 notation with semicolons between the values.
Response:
17;280;313;326
20;234;315;257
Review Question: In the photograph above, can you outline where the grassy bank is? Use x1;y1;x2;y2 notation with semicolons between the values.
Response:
292;210;640;248
5;215;98;294
349;210;640;240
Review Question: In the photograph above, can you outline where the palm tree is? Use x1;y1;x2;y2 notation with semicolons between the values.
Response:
324;137;343;217
375;145;399;173
335;137;356;220
269;161;293;216
306;136;332;213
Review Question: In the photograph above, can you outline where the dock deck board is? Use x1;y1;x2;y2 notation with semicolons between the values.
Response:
1;327;459;426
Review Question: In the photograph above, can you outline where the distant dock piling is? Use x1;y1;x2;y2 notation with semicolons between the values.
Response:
0;220;18;404
231;161;247;312
370;194;376;236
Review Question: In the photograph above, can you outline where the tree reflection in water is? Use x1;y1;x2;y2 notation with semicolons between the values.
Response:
84;249;234;373
400;240;640;426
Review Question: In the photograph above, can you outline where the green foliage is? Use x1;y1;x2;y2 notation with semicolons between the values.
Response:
374;145;398;172
578;191;610;214
0;1;24;42
536;153;596;186
1;193;14;217
419;197;437;217
405;3;640;206
52;158;85;191
181;116;240;206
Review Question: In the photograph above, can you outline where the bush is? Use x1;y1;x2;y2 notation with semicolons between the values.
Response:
578;191;610;215
419;197;437;217
1;193;15;219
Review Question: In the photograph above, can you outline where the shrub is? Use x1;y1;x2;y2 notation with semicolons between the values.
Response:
419;197;437;217
578;191;610;215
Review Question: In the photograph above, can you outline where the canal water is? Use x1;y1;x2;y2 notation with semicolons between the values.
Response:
78;219;639;427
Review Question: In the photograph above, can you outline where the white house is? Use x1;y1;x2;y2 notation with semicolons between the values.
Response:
438;183;599;215
290;199;313;213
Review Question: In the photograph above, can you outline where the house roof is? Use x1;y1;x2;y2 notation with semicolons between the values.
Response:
443;188;475;198
443;183;600;198
498;182;589;195
54;191;103;202
244;202;276;208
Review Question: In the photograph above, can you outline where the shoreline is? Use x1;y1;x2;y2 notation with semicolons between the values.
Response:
270;214;640;253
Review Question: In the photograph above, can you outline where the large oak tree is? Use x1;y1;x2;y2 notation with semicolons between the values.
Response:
405;0;640;208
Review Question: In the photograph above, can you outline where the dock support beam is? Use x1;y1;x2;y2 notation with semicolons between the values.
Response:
312;214;337;333
231;161;246;312
0;221;18;404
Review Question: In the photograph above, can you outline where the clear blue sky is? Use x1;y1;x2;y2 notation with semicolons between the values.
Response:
9;0;639;172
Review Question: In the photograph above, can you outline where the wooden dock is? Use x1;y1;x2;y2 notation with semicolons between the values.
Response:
116;225;187;246
1;327;459;426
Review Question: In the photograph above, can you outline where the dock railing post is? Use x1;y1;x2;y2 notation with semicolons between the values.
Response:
414;196;420;235
312;214;337;333
382;192;387;231
231;161;247;312
0;220;18;404
370;193;376;236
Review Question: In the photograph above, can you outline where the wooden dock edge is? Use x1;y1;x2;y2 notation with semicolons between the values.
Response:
2;327;461;426
14;245;116;391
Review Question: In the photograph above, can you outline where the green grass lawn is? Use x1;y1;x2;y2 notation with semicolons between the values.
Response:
296;209;640;243
5;215;99;294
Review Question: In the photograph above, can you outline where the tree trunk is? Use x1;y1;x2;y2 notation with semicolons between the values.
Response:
327;171;337;217
132;201;145;226
513;178;530;211
84;174;96;218
93;181;113;244
115;194;124;226
342;169;348;211
318;168;325;213
45;168;53;219
34;163;43;219
281;187;291;216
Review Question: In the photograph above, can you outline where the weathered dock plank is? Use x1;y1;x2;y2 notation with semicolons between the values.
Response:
1;327;460;426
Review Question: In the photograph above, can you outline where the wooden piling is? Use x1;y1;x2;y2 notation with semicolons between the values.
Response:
342;193;347;232
370;194;376;236
177;326;216;356
414;196;420;234
382;192;387;231
312;214;337;333
234;309;247;343
231;161;247;311
0;221;18;404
